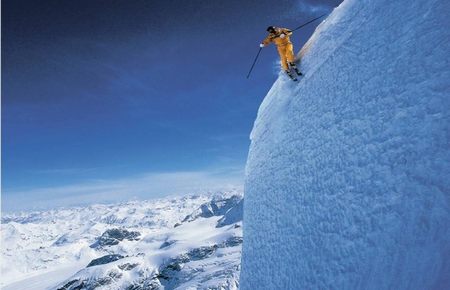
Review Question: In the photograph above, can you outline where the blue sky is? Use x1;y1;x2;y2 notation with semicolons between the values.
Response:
2;0;342;211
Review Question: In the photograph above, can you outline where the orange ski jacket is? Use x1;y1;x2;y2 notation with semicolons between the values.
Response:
262;27;293;47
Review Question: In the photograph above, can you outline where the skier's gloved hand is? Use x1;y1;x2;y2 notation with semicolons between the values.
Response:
260;43;265;48
279;33;286;39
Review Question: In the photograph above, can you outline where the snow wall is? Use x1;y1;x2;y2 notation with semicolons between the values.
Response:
240;0;450;289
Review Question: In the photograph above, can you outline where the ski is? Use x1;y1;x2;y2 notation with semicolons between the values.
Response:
285;70;298;82
290;62;303;76
294;68;303;76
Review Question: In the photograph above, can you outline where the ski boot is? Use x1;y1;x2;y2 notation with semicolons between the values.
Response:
290;62;303;76
285;70;298;81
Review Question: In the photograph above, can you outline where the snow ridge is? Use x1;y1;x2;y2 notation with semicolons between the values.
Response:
241;0;450;289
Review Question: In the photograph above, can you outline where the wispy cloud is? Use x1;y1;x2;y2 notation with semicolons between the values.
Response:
2;167;244;212
29;166;113;175
297;2;331;15
283;1;332;20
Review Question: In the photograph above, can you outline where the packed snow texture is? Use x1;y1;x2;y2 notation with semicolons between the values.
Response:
240;0;450;289
1;191;243;290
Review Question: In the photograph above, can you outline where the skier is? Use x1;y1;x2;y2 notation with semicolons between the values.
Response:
260;26;302;81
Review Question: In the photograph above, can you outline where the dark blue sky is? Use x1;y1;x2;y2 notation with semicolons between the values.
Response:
2;0;342;211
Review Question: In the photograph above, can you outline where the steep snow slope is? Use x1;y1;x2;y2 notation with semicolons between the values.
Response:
1;191;243;290
241;0;450;289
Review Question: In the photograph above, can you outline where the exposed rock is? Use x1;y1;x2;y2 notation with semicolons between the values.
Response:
87;254;124;267
159;240;176;249
53;234;71;246
57;279;81;290
57;270;123;290
158;236;242;284
118;262;139;271
182;195;242;223
220;236;243;248
90;228;140;248
125;278;161;290
216;199;243;228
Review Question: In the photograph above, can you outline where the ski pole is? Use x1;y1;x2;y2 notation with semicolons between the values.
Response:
246;47;262;79
292;13;328;32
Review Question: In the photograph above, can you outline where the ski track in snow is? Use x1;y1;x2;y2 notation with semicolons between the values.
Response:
241;0;450;289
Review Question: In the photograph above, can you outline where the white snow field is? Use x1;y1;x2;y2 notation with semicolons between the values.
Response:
240;0;450;289
1;191;243;290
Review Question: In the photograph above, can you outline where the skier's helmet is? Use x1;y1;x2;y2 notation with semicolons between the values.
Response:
266;26;276;33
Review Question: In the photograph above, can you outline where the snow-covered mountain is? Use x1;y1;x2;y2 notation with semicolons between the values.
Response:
1;191;243;290
241;0;450;289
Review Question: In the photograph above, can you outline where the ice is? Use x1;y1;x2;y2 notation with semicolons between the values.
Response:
240;0;450;289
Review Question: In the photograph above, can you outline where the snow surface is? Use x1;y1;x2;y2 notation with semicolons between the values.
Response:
241;0;450;289
1;191;243;290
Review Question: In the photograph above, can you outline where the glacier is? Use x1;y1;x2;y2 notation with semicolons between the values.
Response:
240;0;450;289
1;192;243;290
